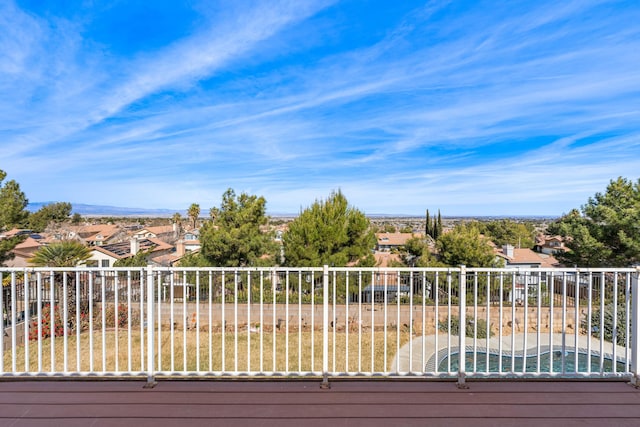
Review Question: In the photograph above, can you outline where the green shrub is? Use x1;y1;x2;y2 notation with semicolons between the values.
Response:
583;303;627;346
438;315;493;338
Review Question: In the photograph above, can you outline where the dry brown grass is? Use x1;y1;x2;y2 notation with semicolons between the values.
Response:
3;327;411;374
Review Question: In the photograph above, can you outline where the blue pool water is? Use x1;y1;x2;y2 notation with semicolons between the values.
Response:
438;351;627;373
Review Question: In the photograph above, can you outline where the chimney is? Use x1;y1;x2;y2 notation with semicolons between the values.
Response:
130;237;139;256
503;244;514;258
176;240;185;257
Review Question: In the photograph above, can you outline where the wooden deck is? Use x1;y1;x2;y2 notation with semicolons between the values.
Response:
1;379;640;426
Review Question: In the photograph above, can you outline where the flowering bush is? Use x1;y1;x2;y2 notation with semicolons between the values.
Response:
29;305;65;340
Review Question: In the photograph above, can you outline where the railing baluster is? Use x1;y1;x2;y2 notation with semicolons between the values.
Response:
259;271;263;373
485;272;490;374
408;271;413;374
36;272;42;373
247;271;251;373
115;272;120;373
146;265;155;386
11;271;17;373
234;270;238;374
498;272;503;373
0;271;3;375
370;270;374;374
182;271;187;373
599;272;605;374
170;271;175;372
631;269;640;385
536;271;541;375
472;271;477;374
156;270;161;373
76;271;81;372
458;266;467;388
396;271;400;374
562;271;568;375
510;270;516;374
310;270;315;372
421;270;426;374
358;270;362;374
447;271;452;373
196;270;201;373
101;271;106;373
345;271;350;374
298;271;302;373
383;270;388;373
222;271;226;373
285;271;289;374
332;270;337;374
127;271;132;373
434;271;439;374
549;271;554;374
50;272;55;373
523;270;528;374
321;265;329;388
209;271;213;372
613;273;618;375
587;272;593;374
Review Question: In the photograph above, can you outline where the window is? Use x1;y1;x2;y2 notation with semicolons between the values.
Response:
101;260;110;268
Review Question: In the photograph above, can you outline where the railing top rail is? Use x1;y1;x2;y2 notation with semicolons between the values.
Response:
0;266;638;273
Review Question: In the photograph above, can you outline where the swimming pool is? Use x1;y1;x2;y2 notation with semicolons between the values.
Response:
438;350;628;373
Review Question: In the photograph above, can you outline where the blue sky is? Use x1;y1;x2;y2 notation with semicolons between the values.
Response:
1;0;639;216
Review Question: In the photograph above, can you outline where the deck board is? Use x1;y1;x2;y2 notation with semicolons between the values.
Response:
1;379;639;426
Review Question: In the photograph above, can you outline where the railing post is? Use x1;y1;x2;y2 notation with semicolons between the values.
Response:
631;268;640;388
144;265;157;388
457;265;468;389
321;265;330;389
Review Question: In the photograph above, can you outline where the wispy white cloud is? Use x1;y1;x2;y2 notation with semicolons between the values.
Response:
2;0;639;215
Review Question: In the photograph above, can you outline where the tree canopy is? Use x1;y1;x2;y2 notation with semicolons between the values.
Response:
0;235;25;266
478;219;535;248
199;189;274;267
403;236;444;267
28;202;72;232
425;209;443;239
283;190;375;267
548;177;640;267
0;169;29;230
436;223;498;267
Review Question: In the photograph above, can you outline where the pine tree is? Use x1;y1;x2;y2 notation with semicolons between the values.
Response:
436;210;443;239
425;209;431;237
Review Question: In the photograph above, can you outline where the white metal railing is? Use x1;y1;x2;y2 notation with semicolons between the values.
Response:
1;266;638;386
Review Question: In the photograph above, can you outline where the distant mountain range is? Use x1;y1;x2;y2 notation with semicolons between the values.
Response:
27;202;557;220
28;202;182;217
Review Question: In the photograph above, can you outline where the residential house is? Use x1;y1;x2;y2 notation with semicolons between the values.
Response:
59;224;125;247
495;244;559;303
3;236;44;267
131;224;179;244
376;232;423;252
88;238;174;268
534;235;569;255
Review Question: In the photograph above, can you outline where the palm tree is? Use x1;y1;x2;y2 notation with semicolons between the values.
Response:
29;241;92;328
187;203;200;229
172;212;182;226
29;241;91;267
